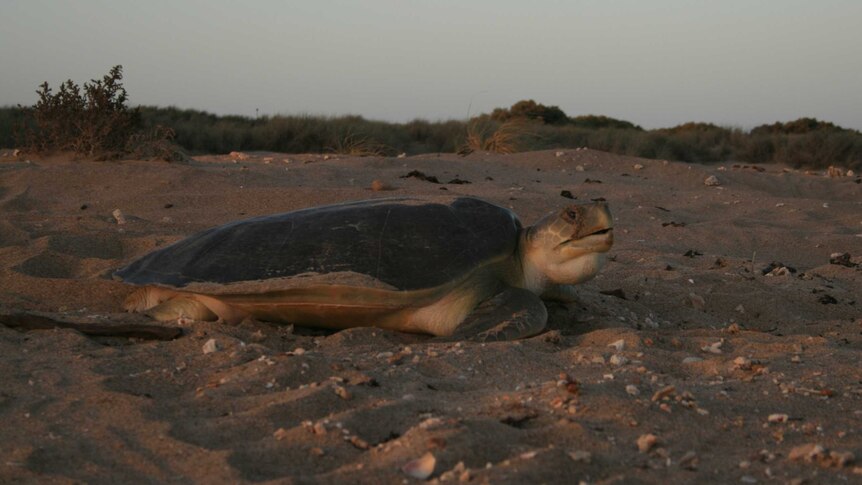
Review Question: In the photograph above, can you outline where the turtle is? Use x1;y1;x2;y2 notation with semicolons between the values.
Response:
115;196;613;341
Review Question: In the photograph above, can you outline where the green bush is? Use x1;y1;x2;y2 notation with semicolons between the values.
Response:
16;66;181;160
751;117;845;135
569;115;643;131
491;99;569;125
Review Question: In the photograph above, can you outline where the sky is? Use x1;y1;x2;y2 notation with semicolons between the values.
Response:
2;0;861;130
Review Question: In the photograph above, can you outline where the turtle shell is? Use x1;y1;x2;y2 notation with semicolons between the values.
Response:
114;197;522;291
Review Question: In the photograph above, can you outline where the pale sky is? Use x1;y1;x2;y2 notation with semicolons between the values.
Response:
2;0;861;130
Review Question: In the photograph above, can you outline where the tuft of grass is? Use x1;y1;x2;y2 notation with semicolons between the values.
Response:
462;118;534;154
326;129;390;157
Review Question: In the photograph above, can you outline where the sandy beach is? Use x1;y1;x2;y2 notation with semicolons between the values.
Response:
1;149;861;483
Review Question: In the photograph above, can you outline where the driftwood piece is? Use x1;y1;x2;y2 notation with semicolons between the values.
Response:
0;311;183;341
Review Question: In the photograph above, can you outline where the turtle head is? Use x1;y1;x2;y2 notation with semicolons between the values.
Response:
521;201;613;290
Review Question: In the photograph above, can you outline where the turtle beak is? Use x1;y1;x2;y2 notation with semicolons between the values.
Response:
556;202;614;251
561;202;612;236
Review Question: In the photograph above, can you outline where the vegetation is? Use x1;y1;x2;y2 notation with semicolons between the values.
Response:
490;99;569;125
13;66;181;160
3;73;860;170
462;118;536;155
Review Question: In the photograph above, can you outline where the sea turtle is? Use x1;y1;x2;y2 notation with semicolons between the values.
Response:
115;196;613;341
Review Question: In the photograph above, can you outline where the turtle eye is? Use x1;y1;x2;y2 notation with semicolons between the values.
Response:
565;209;578;220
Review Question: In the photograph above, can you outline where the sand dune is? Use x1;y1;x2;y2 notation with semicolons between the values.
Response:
1;149;860;483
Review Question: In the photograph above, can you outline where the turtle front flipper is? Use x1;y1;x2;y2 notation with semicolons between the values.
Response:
124;286;248;324
446;287;548;342
146;297;218;322
123;286;180;313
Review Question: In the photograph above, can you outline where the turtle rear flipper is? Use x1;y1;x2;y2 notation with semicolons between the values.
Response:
445;287;548;342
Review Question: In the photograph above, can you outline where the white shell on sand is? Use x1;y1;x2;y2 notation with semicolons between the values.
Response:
112;209;126;224
202;339;218;354
402;452;436;480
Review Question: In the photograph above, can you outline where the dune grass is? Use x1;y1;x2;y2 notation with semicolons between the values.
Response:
3;73;860;170
4;103;859;170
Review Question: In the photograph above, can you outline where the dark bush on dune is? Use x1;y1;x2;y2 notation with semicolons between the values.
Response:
14;66;182;160
741;118;862;169
491;99;569;125
750;117;846;136
569;115;643;131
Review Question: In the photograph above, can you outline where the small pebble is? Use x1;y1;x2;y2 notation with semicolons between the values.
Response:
687;293;706;311
568;450;592;463
704;175;721;186
788;443;826;462
679;451;699;470
768;413;789;424
112;209;127;225
202;339;218;354
733;356;752;370
607;339;625;351
333;385;352;400
701;340;724;354
370;179;393;191
519;451;538;460
348;435;370;450
652;385;676;402
637;433;658;453
402;452;436;480
625;384;640;396
610;354;629;366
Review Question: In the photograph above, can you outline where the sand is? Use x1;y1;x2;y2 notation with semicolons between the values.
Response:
1;149;861;483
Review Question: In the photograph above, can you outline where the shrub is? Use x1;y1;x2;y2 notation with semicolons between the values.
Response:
16;65;181;160
570;115;643;131
751;117;845;136
491;99;569;125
